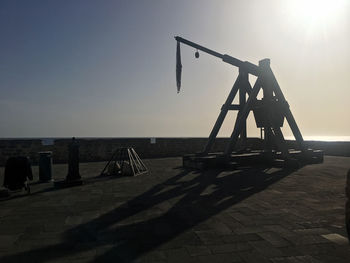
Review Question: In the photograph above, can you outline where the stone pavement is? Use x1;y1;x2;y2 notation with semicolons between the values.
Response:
0;156;349;263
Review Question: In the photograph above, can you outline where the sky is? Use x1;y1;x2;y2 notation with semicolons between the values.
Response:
0;0;349;138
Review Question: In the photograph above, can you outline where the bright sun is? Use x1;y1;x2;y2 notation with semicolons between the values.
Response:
286;0;346;29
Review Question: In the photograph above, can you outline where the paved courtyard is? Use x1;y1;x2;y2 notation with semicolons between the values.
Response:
0;156;349;262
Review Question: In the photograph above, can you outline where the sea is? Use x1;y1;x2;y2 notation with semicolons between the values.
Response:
1;136;350;142
285;136;350;142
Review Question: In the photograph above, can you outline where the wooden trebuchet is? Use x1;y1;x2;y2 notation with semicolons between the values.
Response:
175;36;323;169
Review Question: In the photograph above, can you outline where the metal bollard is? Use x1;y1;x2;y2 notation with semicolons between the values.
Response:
39;151;53;182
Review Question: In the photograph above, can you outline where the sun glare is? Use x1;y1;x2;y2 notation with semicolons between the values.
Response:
286;0;346;29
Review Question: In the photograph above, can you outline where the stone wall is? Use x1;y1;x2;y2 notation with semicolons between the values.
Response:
0;138;229;165
0;137;349;166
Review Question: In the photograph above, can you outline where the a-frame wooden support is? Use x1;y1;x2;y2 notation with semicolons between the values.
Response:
204;58;306;160
175;36;323;169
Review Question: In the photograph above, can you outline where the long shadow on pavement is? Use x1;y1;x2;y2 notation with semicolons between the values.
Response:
0;165;297;262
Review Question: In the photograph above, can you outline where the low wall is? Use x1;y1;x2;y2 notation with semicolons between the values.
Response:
0;137;349;166
0;137;228;166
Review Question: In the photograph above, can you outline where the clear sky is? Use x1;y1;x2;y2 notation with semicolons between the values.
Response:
0;0;349;138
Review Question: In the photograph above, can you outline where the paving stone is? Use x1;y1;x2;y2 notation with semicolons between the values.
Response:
321;233;349;245
209;242;252;254
210;220;233;235
264;225;297;238
171;231;203;246
294;228;331;235
234;226;267;235
194;230;223;245
185;245;211;256
218;214;245;230
237;251;270;263
95;244;115;257
312;253;349;263
69;246;97;260
195;253;243;263
163;247;194;263
296;243;338;256
0;221;28;235
0;234;20;249
270;255;322;263
230;212;256;226
221;233;262;243
258;231;292;247
286;235;331;246
236;207;258;216
138;250;167;262
293;255;323;263
278;246;305;257
249;240;285;258
65;216;83;226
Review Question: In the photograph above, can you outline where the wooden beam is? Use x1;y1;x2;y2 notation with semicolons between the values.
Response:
222;55;259;76
239;70;248;140
222;104;241;110
244;81;252;95
260;59;274;152
174;37;260;76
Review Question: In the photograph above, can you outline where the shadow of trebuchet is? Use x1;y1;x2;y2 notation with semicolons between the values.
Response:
0;165;297;263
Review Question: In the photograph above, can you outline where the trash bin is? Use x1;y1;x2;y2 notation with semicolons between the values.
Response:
39;151;52;182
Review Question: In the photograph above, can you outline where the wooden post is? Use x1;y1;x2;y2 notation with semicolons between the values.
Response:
224;77;263;155
239;69;248;142
260;59;274;153
203;73;242;154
